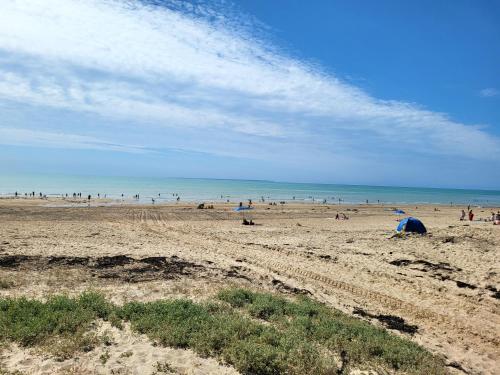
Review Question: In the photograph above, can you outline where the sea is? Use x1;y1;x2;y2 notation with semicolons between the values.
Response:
1;174;499;206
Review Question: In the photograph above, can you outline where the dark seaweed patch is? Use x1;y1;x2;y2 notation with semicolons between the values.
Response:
446;361;469;374
353;307;418;335
442;236;456;243
389;259;458;272
94;255;133;268
455;281;477;290
0;255;31;267
0;254;203;282
271;278;311;295
485;285;500;299
224;265;252;282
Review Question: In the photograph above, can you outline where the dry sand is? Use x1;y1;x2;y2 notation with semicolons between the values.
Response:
0;199;498;374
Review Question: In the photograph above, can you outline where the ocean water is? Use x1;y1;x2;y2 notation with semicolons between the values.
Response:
1;174;499;206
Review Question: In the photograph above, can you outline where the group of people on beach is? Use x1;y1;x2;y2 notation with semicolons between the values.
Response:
460;209;474;221
335;212;349;220
14;191;44;198
460;207;500;224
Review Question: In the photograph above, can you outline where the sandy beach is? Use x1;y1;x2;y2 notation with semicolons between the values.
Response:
0;199;498;374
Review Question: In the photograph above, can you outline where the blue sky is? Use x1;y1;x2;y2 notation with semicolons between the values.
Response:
0;0;499;189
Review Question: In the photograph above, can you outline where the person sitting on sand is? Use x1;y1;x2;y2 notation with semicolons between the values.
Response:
460;210;466;221
468;210;474;221
495;212;500;225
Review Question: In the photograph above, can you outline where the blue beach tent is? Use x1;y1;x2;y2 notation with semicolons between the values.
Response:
393;209;406;215
396;217;427;234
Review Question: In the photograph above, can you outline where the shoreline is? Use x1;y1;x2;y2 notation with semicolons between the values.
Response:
1;195;500;209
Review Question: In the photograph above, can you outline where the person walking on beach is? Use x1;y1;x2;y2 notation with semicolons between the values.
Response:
468;210;474;221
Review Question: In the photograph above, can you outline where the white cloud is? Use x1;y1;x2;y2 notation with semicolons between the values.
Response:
480;88;499;97
0;0;498;163
0;127;149;153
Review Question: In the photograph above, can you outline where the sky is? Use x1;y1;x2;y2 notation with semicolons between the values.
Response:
0;0;499;189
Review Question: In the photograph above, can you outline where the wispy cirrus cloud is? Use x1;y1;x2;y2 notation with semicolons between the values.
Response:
0;0;498;175
479;88;499;98
0;127;150;154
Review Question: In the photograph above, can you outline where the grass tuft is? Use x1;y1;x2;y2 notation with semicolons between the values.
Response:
0;291;108;352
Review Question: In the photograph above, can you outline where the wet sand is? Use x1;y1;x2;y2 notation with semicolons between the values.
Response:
0;199;499;374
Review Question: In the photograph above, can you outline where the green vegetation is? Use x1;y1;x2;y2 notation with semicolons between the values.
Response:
217;289;445;374
153;362;176;374
118;298;335;374
0;289;446;374
99;350;110;364
0;292;111;346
